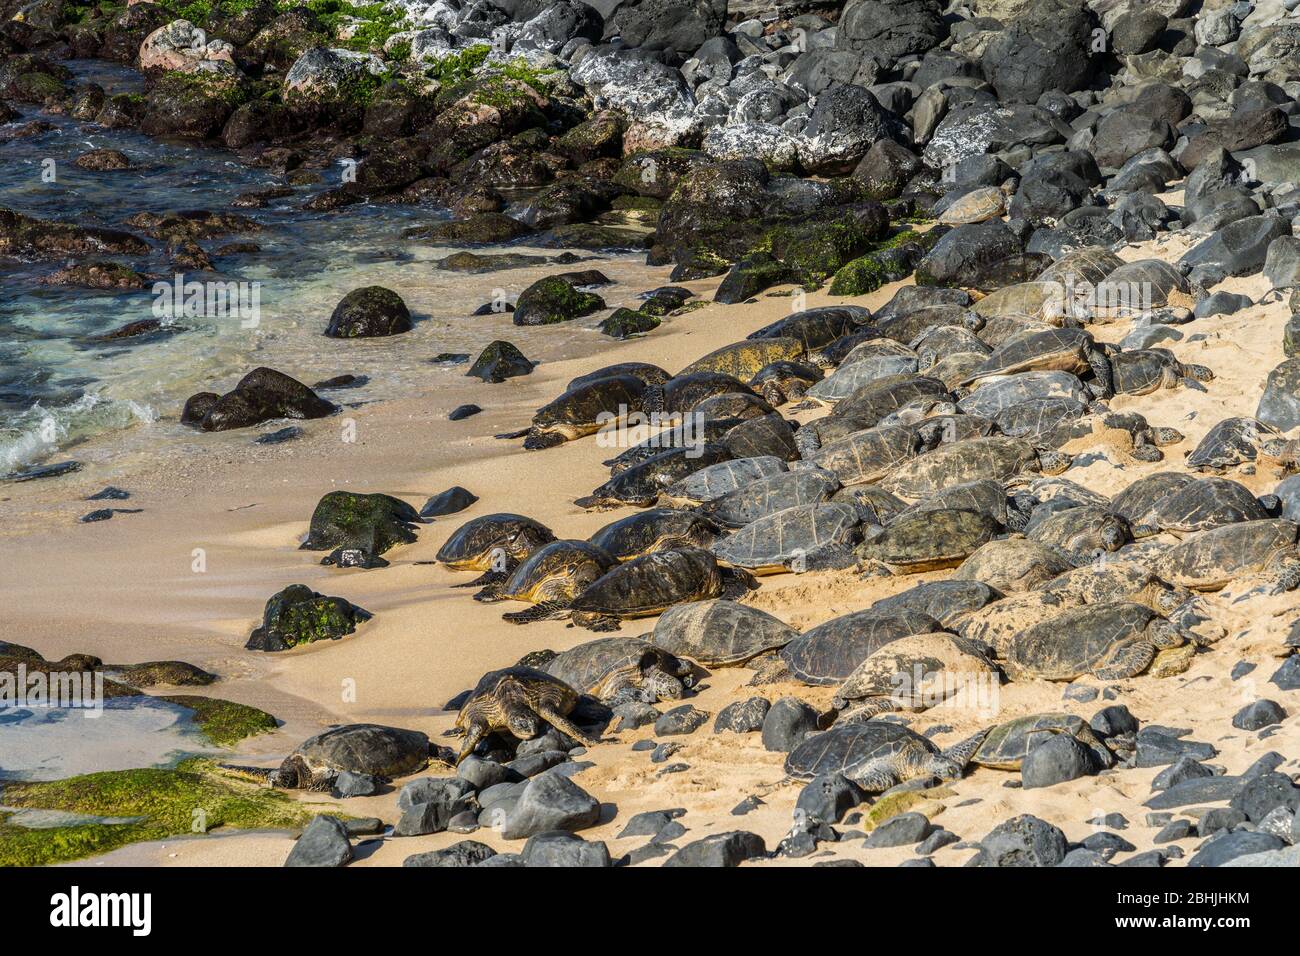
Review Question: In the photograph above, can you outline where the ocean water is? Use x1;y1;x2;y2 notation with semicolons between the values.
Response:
0;60;659;475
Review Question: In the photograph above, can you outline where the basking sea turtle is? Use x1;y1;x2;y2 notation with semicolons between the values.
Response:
1134;476;1270;536
806;353;921;404
455;666;595;763
576;444;732;509
957;370;1092;417
588;508;719;560
972;280;1082;326
749;360;823;405
1091;258;1191;321
962;328;1114;397
1152;519;1300;592
680;337;805;380
437;513;556;586
800;422;931;487
878;306;983;346
1186;417;1285;473
748;306;868;352
912;325;991;367
652;599;797;666
1036;246;1125;289
486;539;618;623
1110;472;1196;533
781;607;943;685
870;579;998;628
784;722;989;792
858;507;1000;574
807;329;886;368
939;184;1009;225
895;478;1010;529
720;411;800;461
544;637;693;703
1110;348;1213;395
691;390;774;424
971;713;1114;770
929;351;1000;389
953;536;1077;592
568;548;751;631
711;502;862;573
841;336;920;368
523;375;647;449
665;455;788;505
568;362;671;392
1003;602;1187;681
1041;562;1188;615
699;467;841;529
833;632;1000;716
604;419;734;474
883;436;1071;499
643;371;760;414
832;483;909;524
828;374;950;426
275;724;430;789
958;589;1081;658
1026;506;1132;554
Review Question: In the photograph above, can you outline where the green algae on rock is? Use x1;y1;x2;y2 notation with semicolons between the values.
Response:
599;308;660;339
300;490;421;555
512;275;605;327
245;583;371;652
162;695;278;746
0;760;318;866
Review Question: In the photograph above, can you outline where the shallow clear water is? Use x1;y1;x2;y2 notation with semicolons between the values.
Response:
0;60;659;474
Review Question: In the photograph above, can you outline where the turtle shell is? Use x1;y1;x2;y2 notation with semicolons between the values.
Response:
711;502;861;573
722;412;799;461
1153;519;1299;591
1092;258;1189;320
1186;417;1282;472
568;362;671;392
589;509;718;560
807;354;921;403
579;444;731;508
700;468;841;529
693;391;774;423
1027;506;1131;553
802;423;922;487
681;337;805;380
781;607;943;685
972;713;1111;769
957;370;1090;417
784;721;938;781
912;326;991;363
436;513;556;570
1036;247;1124;288
570;548;723;617
896;478;1009;527
939;185;1006;225
994;397;1091;447
1110;348;1184;395
870;579;998;628
861;507;999;571
883;436;1041;499
829;375;950;426
657;372;759;414
531;375;647;433
878;307;980;346
958;589;1079;658
831;483;908;524
748;306;867;351
953;537;1075;592
749;360;823;392
964;328;1094;384
544;637;689;700
666;456;788;504
500;539;617;603
1145;477;1269;535
972;281;1075;325
288;723;429;778
836;633;998;708
1004;602;1160;680
1040;561;1173;609
652;599;797;666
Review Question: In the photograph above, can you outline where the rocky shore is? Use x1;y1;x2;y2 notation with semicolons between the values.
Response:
7;0;1300;869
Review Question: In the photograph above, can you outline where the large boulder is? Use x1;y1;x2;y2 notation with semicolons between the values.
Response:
181;367;336;432
325;286;412;338
139;20;238;76
835;0;948;62
797;83;901;175
570;46;699;149
1256;359;1300;433
282;46;385;106
980;0;1096;102
605;0;727;54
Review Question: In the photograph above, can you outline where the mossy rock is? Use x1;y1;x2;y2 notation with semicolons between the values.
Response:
714;252;797;305
827;229;935;296
599;308;661;339
556;111;624;163
141;70;249;139
0;760;319;866
534;222;651;250
762;206;889;288
613;147;708;199
325;285;411;338
513;275;605;326
245;584;371;652
112;660;216;687
467;340;535;382
862;786;954;831
162;695;279;746
421;212;531;245
301;491;420;554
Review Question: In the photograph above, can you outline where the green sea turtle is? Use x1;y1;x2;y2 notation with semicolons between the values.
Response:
576;444;732;509
567;362;671;392
275;724;430;789
831;483;909;524
958;589;1081;658
523;374;648;449
691;391;775;423
1186;417;1285;473
1132;476;1271;536
1110;348;1213;395
1153;519;1300;592
680;337;806;380
784;722;990;792
483;539;618;623
957;370;1092;417
1090;258;1191;321
748;360;823;405
832;632;1000;716
748;306;868;352
939;185;1009;225
711;501;862;573
1004;602;1187;681
642;371;760;414
972;280;1081;326
665;456;788;505
455;666;595;763
857;507;999;574
877;306;983;347
699;468;841;529
912;326;991;367
882;436;1071;499
894;478;1010;529
807;354;921;404
806;329;886;368
588;508;719;560
1026;505;1132;554
971;713;1114;770
719;412;800;461
869;579;998;628
437;513;556;586
828;374;951;425
800;422;933;487
952;536;1077;592
781;607;943;685
1110;472;1196;533
544;637;693;703
1040;561;1188;615
962;328;1114;397
1036;247;1124;289
994;397;1091;448
604;419;736;474
652;598;797;666
568;548;752;631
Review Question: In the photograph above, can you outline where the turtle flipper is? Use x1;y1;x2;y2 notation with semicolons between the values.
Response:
1092;639;1155;680
473;580;508;602
502;600;571;625
852;766;899;794
494;428;531;440
522;428;566;450
456;718;488;765
572;611;622;632
453;564;516;590
535;705;598;747
939;727;992;772
720;567;759;598
641;386;665;414
1087;350;1115;399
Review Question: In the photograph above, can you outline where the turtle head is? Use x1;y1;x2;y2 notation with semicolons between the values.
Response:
961;313;985;332
645;667;686;701
1037;450;1073;475
522;427;566;451
505;706;543;741
1099;523;1126;552
1149;619;1188;650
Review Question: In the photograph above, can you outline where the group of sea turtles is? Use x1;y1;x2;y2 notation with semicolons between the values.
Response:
432;267;1300;802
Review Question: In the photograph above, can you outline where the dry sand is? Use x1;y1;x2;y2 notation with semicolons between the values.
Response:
8;231;1300;867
